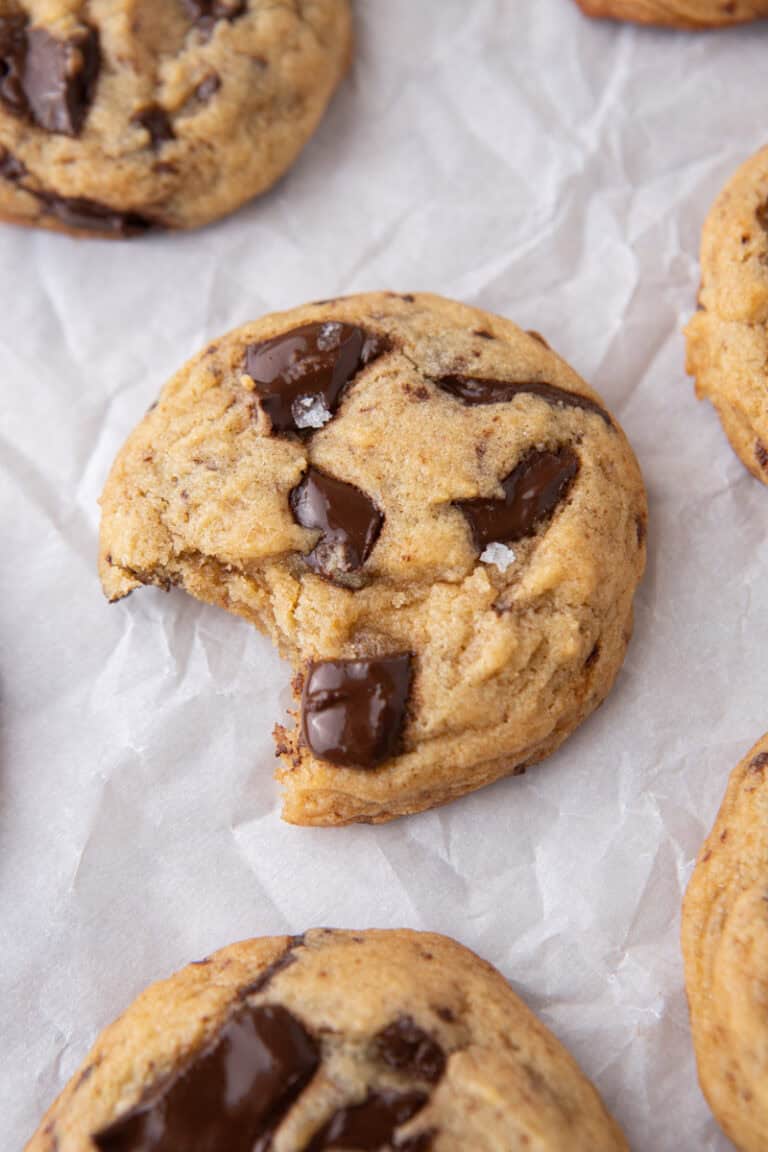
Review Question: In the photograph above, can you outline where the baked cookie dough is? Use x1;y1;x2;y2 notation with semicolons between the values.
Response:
686;147;768;484
682;734;768;1152
574;0;768;25
99;292;647;825
24;928;629;1151
0;0;351;237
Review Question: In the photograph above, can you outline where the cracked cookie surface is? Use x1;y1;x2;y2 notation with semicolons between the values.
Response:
0;0;351;236
574;0;768;24
24;928;629;1152
686;147;768;483
99;291;647;825
682;734;768;1152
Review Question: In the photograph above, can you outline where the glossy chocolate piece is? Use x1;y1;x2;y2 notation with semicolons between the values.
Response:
134;106;175;147
23;25;100;135
0;14;27;114
290;467;383;577
302;654;412;769
92;1004;319;1152
304;1091;428;1151
437;375;610;425
374;1017;445;1084
456;447;579;552
245;322;384;435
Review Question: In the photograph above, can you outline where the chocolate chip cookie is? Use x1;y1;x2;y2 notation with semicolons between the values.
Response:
682;734;768;1152
686;147;768;484
574;0;768;25
24;928;629;1151
99;292;647;825
0;0;351;237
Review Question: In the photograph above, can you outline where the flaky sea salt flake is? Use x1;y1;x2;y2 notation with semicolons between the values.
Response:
293;394;332;429
480;542;516;572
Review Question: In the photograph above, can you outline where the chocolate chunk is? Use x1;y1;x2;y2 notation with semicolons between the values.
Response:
302;654;412;769
0;13;27;115
195;73;221;101
92;1004;319;1152
290;467;383;577
184;0;247;25
245;322;385;435
133;106;175;147
374;1017;445;1084
304;1091;428;1151
38;193;155;236
756;440;768;472
750;752;768;773
437;375;611;425
239;937;304;997
0;146;25;181
23;25;100;135
455;447;579;552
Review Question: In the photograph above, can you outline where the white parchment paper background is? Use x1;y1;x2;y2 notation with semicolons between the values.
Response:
3;2;768;1147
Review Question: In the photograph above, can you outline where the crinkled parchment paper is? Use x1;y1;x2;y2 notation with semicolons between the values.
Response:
3;3;768;1148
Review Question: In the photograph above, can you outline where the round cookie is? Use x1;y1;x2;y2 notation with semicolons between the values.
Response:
0;0;351;237
686;147;768;484
682;734;768;1152
99;292;647;825
574;0;768;25
25;928;629;1151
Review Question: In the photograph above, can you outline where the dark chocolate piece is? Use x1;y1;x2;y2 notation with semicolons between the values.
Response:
195;72;221;101
23;25;100;135
0;13;27;115
133;105;175;147
92;1004;319;1152
455;447;579;551
38;192;155;236
750;752;768;772
302;654;412;769
290;467;383;577
239;935;305;997
184;0;247;25
437;375;610;425
304;1091;428;1151
245;322;384;435
374;1017;445;1084
0;146;25;180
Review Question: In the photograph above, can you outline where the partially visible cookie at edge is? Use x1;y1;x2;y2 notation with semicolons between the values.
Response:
24;928;629;1151
0;0;352;237
99;291;647;825
686;146;768;484
682;733;768;1152
574;0;768;25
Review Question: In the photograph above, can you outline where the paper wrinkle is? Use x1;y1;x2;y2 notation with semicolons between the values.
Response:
4;3;768;1149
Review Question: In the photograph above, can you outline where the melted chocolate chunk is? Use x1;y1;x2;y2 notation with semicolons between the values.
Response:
437;375;611;425
133;105;175;147
750;752;768;772
455;447;579;552
0;146;25;181
184;0;247;26
290;467;383;577
23;25;100;135
374;1017;445;1084
0;13;27;114
245;322;385;435
39;193;154;236
304;1091;428;1151
302;654;412;769
92;1004;319;1152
